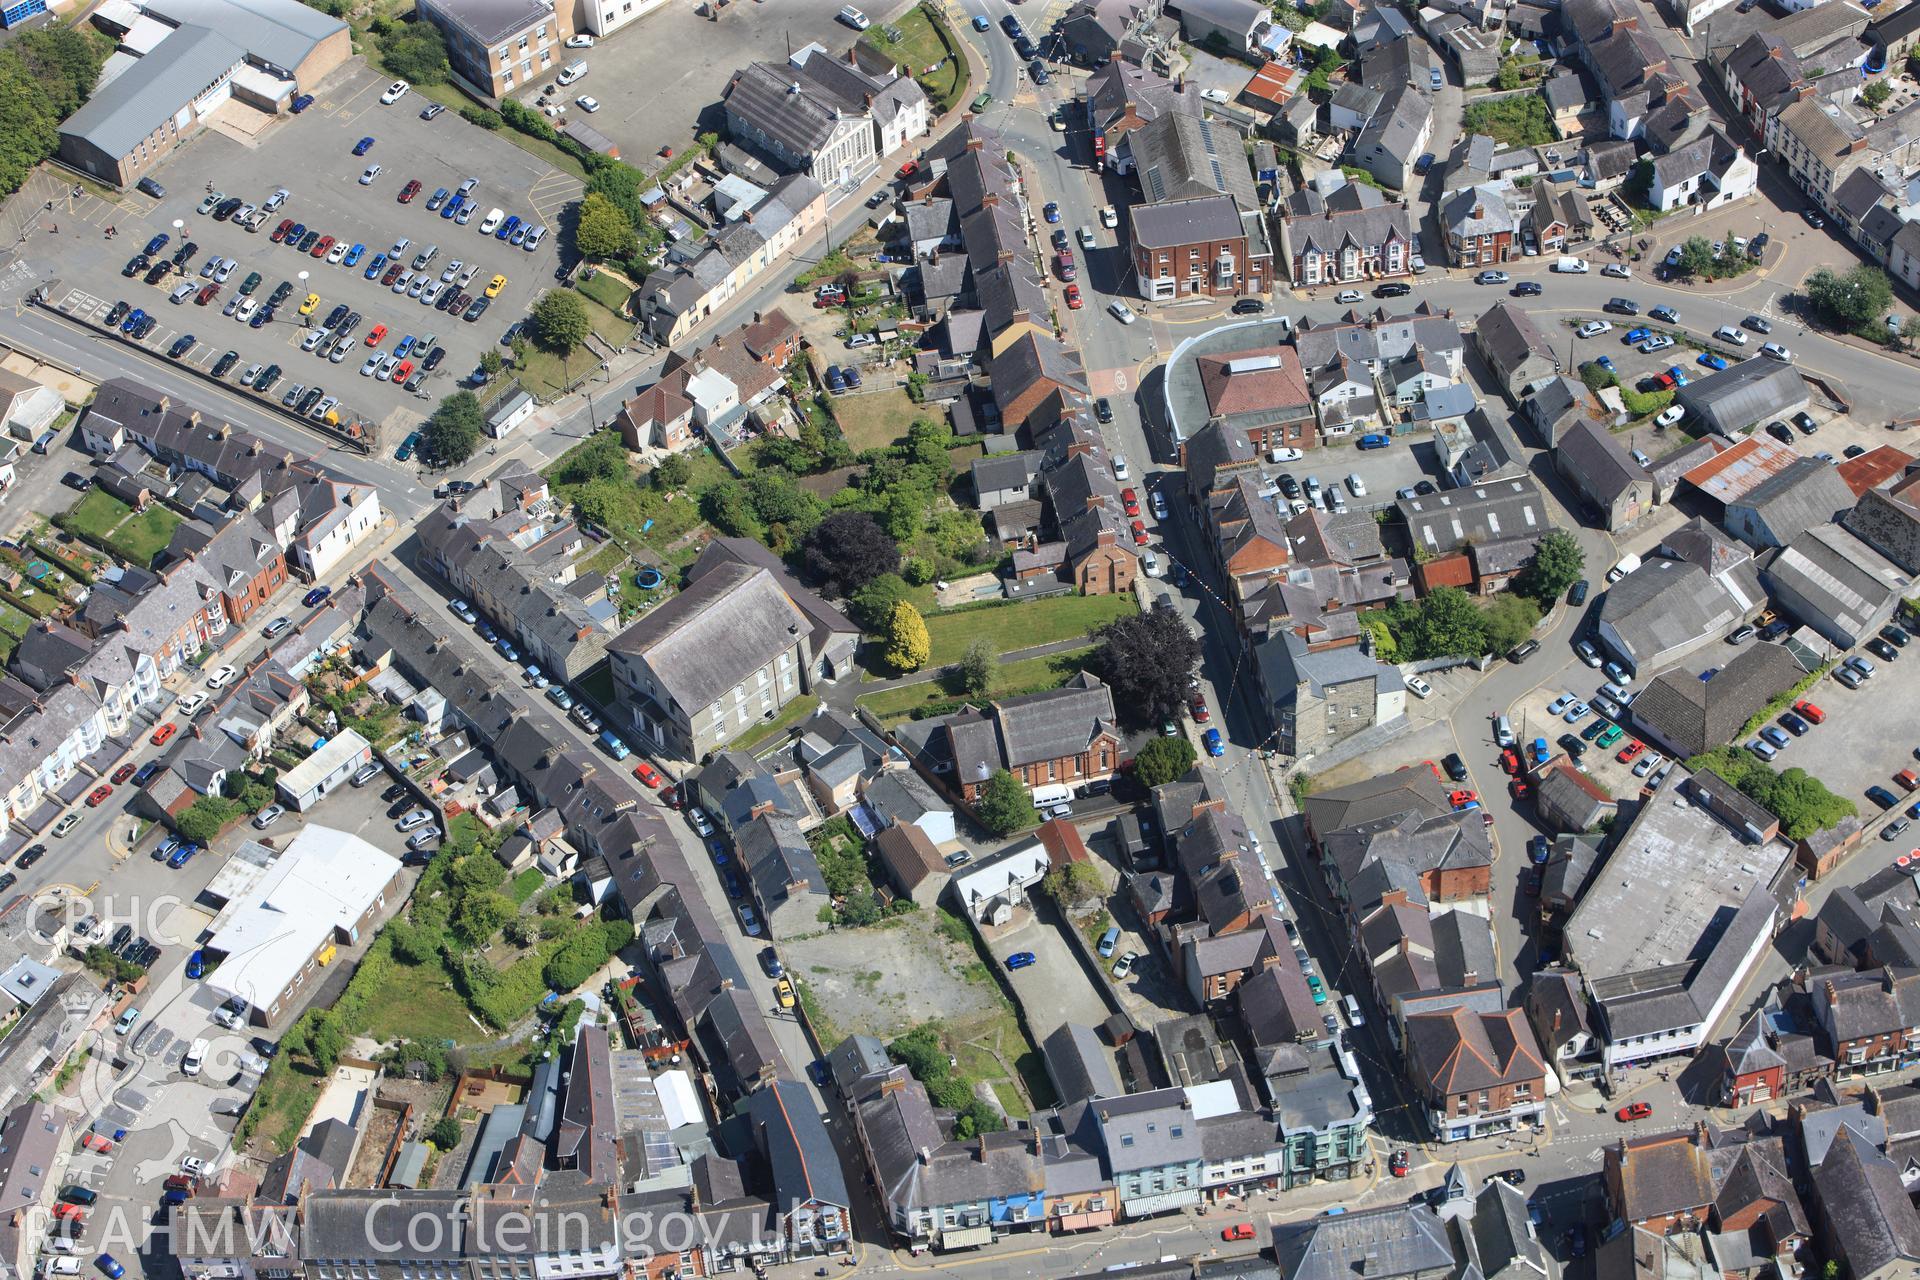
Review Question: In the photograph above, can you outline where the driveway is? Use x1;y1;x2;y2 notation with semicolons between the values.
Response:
985;908;1112;1040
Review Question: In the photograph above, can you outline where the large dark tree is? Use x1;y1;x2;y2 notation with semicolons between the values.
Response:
801;511;900;598
1094;608;1203;726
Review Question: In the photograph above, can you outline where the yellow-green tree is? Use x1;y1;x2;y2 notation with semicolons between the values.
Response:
884;601;931;672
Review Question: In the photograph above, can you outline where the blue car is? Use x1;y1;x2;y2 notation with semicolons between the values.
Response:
121;308;147;334
133;761;160;786
1623;326;1651;344
364;252;388;280
1530;736;1550;766
1870;785;1900;810
97;1257;124;1279
395;335;415;359
290;93;313;113
250;305;274;328
1357;432;1391;450
186;949;205;979
495;214;521;241
343;243;365;267
476;621;497;643
441;195;463;220
972;12;989;27
1666;365;1690;386
167;842;199;869
144;233;169;256
1529;835;1550;865
1594;354;1616;373
495;638;520;662
1005;951;1036;970
352;135;375;156
1697;352;1728;370
1202;728;1225;757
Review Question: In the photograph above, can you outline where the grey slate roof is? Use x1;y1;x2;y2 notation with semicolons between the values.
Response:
607;562;807;713
1815;1123;1920;1278
1273;1202;1456;1280
64;26;247;161
1628;641;1803;758
995;672;1115;770
1396;477;1547;557
1476;302;1558;380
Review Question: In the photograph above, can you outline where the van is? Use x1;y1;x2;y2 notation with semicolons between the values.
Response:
558;60;588;85
1342;993;1366;1026
598;731;630;760
169;281;195;303
182;1038;208;1076
1553;255;1588;273
44;1257;81;1275
236;1052;270;1077
1098;927;1121;958
411;244;438;270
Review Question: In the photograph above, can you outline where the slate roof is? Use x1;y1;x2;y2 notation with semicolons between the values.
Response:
607;563;807;712
1556;416;1647;505
1628;642;1802;758
1815;1123;1920;1277
1396;477;1546;557
1131;111;1257;206
994;672;1115;770
1403;1005;1544;1099
1273;1203;1456;1280
1476;303;1558;381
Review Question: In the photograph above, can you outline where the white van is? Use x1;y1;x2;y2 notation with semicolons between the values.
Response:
1342;994;1366;1027
557;60;588;86
1553;255;1589;273
43;1257;81;1275
1493;713;1515;747
182;1038;208;1076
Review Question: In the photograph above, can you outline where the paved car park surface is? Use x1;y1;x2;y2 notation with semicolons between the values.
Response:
38;63;575;445
985;912;1114;1039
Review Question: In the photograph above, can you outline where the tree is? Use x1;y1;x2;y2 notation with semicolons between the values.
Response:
884;602;931;672
452;850;507;894
1094;609;1203;726
850;573;910;631
423;391;485;466
957;638;996;697
1493;59;1523;90
429;1117;462;1150
529;289;591;352
176;798;234;845
572;191;637;262
478;349;504;378
953;1097;1004;1141
1042;861;1104;911
1756;766;1857;840
379;22;450;84
1520;529;1585;602
1671;235;1717;278
1806;265;1893;331
1392;587;1487;659
1481;592;1541;655
307;1014;346;1072
452;891;515;946
801;511;900;597
976;769;1036;836
1864;79;1893;111
1134;735;1198;788
651;453;691;491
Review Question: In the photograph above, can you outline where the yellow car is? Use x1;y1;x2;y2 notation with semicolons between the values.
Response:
485;273;507;298
298;292;320;316
774;976;795;1009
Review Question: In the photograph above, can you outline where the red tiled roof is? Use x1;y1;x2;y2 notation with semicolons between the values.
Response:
1197;347;1310;419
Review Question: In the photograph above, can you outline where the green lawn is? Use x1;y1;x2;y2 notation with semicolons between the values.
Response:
516;297;634;398
860;5;969;112
361;957;483;1044
734;693;821;752
857;647;1093;724
63;490;131;541
576;269;633;315
544;430;731;563
508;867;547;905
920;596;1135;668
832;387;922;451
246;1060;327;1154
108;502;182;567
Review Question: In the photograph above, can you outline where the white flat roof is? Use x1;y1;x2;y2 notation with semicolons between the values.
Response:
206;824;397;1010
280;728;370;795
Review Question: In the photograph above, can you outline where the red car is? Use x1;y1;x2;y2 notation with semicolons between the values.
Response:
381;263;404;286
162;1174;196;1193
398;179;422;203
392;359;414;382
1129;520;1148;546
1221;1224;1255;1242
1617;740;1644;764
1499;748;1521;775
195;283;219;305
53;1203;84;1222
812;291;846;309
151;723;176;746
1794;699;1826;724
365;323;388;347
896;160;919;180
1189;699;1210;723
1617;1101;1652;1122
309;235;334;259
1389;1149;1410;1177
631;760;664;788
111;763;135;785
1448;789;1477;808
1064;283;1083;309
271;218;294;243
1121;487;1140;516
1510;779;1530;801
85;785;112;807
1654;371;1677;390
79;1133;113;1154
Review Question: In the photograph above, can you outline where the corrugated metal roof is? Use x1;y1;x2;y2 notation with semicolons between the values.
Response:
62;25;245;160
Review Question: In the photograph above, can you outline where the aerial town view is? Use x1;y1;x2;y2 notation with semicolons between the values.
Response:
4;0;1920;1272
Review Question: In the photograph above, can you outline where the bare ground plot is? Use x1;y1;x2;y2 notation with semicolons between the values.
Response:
783;910;999;1041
